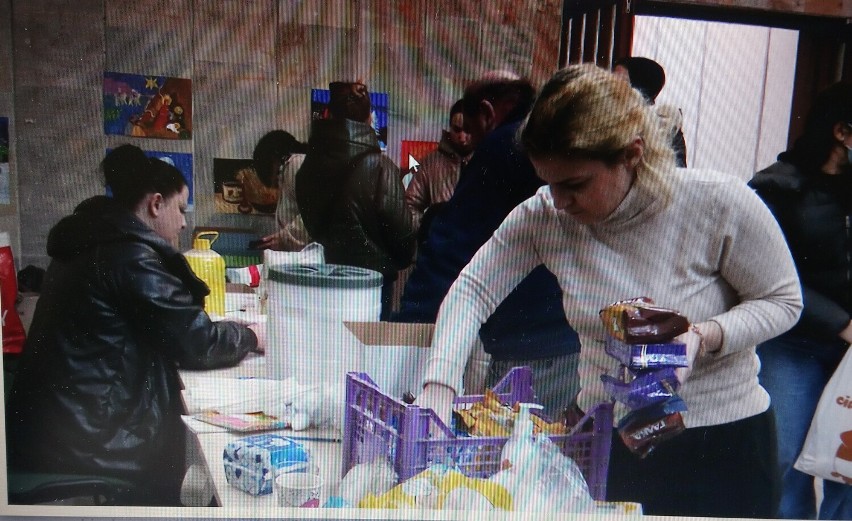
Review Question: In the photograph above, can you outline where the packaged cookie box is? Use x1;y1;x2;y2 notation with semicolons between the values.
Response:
222;433;310;495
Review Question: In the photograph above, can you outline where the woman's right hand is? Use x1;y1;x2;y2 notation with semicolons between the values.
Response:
414;383;456;427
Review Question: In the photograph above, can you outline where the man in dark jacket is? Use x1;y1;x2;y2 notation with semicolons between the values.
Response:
395;72;581;416
6;190;258;506
296;81;417;319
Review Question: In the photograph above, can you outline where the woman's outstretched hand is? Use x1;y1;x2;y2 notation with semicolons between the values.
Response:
413;383;456;427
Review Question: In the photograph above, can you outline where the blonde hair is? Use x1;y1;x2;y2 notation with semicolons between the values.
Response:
520;64;675;196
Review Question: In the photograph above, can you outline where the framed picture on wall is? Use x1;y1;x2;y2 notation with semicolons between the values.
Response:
213;158;277;216
103;72;193;140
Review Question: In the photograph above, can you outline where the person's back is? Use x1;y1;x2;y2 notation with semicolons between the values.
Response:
296;81;416;317
396;74;580;414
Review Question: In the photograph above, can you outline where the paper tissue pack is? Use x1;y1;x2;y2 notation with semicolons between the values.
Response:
223;434;310;495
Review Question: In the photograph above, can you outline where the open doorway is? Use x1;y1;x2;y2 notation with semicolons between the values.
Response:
631;16;799;179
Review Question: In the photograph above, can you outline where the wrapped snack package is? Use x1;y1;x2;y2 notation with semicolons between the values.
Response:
600;297;690;344
601;367;680;411
604;335;688;371
617;396;687;458
453;389;566;438
222;434;310;495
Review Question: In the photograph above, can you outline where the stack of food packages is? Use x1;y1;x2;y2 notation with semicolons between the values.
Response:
599;297;690;457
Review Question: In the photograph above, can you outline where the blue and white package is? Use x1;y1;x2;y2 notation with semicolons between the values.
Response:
222;434;310;495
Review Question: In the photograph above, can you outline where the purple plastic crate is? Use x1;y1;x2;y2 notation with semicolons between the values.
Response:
342;366;613;501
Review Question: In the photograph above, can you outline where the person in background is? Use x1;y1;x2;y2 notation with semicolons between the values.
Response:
749;81;852;520
404;99;474;232
5;144;264;506
395;72;582;417
253;130;312;251
296;81;416;319
613;56;687;167
415;64;802;517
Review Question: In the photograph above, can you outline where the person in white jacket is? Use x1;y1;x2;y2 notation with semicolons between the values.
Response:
415;64;802;518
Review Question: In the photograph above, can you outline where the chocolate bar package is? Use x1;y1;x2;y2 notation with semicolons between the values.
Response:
617;396;687;458
601;367;680;410
600;297;690;344
604;335;688;372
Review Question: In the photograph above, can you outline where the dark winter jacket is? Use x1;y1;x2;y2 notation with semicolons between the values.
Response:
395;120;580;360
296;118;416;280
750;156;852;355
5;196;256;500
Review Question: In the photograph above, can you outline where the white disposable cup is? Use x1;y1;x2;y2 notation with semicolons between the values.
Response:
275;472;323;508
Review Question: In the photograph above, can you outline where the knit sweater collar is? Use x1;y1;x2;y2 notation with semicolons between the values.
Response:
591;167;671;230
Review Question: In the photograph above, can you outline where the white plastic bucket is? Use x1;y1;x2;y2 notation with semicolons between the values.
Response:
266;264;382;384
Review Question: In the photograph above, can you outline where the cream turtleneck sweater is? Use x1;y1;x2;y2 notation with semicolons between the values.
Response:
423;167;802;428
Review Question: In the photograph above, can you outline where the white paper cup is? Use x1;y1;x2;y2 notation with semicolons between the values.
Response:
275;472;323;508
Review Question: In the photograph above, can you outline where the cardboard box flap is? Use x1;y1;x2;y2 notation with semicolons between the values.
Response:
344;321;434;348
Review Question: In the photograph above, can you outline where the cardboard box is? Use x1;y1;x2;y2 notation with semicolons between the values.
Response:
344;321;434;402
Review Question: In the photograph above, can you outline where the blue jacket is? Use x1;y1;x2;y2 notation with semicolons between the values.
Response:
395;119;579;360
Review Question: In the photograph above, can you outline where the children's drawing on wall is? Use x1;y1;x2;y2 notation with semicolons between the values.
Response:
400;140;438;188
214;158;277;215
105;148;194;209
103;72;192;139
311;87;389;150
0;117;9;205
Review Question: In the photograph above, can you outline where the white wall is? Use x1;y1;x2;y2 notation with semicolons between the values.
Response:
632;16;799;180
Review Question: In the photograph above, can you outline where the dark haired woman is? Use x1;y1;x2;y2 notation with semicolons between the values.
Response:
6;144;263;505
750;82;852;520
252;130;311;251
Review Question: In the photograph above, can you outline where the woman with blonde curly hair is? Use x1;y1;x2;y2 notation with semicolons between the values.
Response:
415;64;802;517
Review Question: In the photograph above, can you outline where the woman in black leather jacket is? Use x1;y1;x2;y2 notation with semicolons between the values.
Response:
5;145;262;505
749;82;852;520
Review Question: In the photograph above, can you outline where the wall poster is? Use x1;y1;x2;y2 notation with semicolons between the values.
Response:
103;72;193;140
213;158;276;216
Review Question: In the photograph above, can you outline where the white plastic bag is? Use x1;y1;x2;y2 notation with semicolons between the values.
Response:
257;242;324;311
794;346;852;484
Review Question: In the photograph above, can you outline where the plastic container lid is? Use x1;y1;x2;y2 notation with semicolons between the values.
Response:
267;263;382;289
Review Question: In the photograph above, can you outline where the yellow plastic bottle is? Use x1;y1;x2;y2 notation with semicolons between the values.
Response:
184;231;226;317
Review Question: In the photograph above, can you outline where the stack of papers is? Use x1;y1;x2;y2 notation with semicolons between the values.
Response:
181;375;318;433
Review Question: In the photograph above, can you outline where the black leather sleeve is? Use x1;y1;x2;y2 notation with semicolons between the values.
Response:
116;245;257;370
